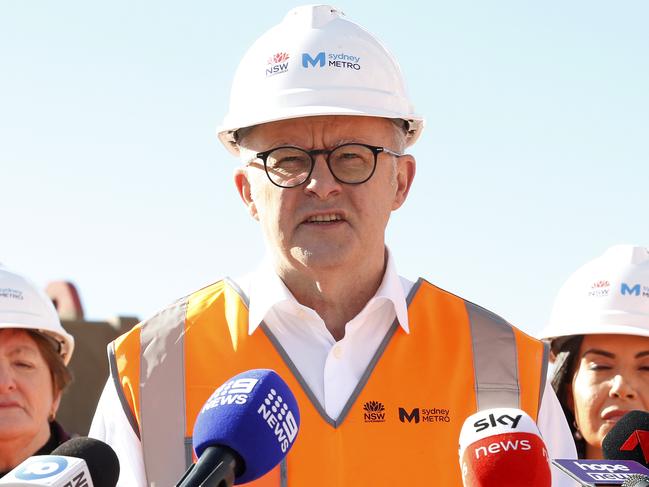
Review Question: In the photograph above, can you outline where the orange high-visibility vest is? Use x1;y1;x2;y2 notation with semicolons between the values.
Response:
109;278;548;486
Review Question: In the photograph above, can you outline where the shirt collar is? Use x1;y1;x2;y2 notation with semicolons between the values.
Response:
247;249;410;335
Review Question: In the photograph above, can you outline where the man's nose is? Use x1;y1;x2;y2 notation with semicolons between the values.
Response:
303;155;342;199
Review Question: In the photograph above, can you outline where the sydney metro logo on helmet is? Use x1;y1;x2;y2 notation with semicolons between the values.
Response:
301;51;361;70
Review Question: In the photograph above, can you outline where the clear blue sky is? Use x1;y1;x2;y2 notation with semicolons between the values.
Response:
2;1;648;335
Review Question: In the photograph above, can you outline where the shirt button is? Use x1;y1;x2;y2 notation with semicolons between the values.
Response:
332;345;343;359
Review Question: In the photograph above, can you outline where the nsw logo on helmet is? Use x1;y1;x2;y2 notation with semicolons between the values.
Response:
588;280;611;297
266;52;290;77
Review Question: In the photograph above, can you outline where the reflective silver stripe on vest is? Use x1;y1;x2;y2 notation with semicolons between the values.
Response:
465;300;521;410
108;342;140;440
139;298;189;487
226;278;288;487
538;341;550;414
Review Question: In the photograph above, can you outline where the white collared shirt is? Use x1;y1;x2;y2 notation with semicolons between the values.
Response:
90;253;578;486
244;252;410;419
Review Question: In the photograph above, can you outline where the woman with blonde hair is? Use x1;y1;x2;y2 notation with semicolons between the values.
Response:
0;266;74;476
540;245;649;459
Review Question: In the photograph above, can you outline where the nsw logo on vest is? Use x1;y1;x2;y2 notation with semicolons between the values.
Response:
363;400;386;423
398;406;451;424
201;377;259;412
257;388;299;452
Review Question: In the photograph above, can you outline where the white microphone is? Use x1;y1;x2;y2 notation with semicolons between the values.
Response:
458;407;551;487
0;437;119;487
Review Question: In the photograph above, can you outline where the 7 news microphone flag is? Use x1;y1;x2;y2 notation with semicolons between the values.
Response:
604;410;649;469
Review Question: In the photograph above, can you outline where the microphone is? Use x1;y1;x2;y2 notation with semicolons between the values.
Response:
623;474;649;487
458;407;551;487
552;458;649;486
176;369;300;487
604;410;649;468
0;437;120;487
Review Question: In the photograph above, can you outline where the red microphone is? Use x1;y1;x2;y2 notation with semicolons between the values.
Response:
458;407;551;487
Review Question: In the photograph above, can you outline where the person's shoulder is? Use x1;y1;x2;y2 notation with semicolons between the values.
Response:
116;277;234;340
412;277;540;339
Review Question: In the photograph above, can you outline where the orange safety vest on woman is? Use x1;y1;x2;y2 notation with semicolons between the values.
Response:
109;278;548;486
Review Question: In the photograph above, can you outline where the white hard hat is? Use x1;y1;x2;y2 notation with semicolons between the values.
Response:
0;267;75;365
539;245;649;352
217;4;424;155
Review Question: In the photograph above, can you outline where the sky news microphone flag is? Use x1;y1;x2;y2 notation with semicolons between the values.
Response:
182;369;300;486
0;437;119;487
458;407;551;487
604;410;649;469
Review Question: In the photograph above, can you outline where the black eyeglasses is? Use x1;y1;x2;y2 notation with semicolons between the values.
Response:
250;143;402;188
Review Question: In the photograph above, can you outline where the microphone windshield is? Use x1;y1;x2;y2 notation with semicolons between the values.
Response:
51;437;120;487
458;407;551;487
193;369;300;484
603;410;649;468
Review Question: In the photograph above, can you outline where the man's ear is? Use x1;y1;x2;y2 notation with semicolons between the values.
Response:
234;167;259;220
391;154;416;211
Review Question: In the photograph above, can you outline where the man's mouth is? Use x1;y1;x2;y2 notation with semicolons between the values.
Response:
304;213;344;223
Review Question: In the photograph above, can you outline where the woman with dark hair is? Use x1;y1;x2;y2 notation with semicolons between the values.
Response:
0;267;75;476
540;245;649;459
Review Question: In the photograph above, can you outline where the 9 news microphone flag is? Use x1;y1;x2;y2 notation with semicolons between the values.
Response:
458;407;551;487
176;369;300;487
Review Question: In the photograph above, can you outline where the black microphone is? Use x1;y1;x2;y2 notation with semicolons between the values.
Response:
0;437;120;487
603;410;649;468
623;474;649;487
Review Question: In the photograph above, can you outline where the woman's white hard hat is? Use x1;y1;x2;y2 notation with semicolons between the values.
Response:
0;266;75;365
539;245;649;353
217;4;424;155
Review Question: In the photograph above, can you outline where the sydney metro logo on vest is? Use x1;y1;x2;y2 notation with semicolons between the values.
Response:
201;378;259;412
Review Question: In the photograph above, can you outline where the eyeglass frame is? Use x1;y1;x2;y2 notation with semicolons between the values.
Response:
248;142;403;188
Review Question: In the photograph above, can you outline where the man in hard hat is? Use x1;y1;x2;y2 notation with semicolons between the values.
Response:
90;5;576;486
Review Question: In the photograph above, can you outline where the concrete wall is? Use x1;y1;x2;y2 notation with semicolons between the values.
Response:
56;317;138;436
